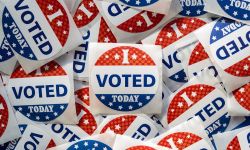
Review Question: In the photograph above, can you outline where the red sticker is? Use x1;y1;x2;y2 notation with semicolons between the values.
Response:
98;18;117;43
127;146;156;150
73;0;99;28
75;87;90;106
225;56;250;77
0;95;8;137
233;83;250;111
76;103;97;135
167;84;215;124
36;0;69;46
156;18;206;48
101;115;137;134
226;136;241;150
188;43;209;65
158;132;202;149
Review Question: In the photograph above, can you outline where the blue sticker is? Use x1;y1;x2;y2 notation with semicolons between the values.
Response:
179;0;206;17
2;8;37;60
119;0;158;7
210;18;245;44
14;104;68;122
0;38;14;62
67;140;112;150
217;0;250;21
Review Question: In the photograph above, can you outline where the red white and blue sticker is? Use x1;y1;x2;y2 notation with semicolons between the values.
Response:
209;18;250;77
67;140;112;150
127;146;156;150
156;132;211;149
97;115;159;141
179;0;207;17
90;45;161;113
7;61;71;122
217;0;249;21
166;83;230;138
2;0;70;61
232;83;250;111
156;18;206;84
0;94;8;138
0;37;14;63
119;0;159;7
226;128;250;150
73;0;99;30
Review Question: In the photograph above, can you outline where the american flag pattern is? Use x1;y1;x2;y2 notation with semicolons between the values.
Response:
0;95;8;138
157;132;203;149
232;83;250;111
156;18;206;49
76;103;97;135
167;84;215;124
36;0;69;46
73;0;99;29
117;11;164;33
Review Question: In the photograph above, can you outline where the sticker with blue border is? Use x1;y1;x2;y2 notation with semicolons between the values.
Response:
67;140;112;150
179;0;206;17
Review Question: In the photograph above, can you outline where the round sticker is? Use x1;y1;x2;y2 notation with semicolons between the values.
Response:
217;0;249;21
167;84;230;137
67;140;112;150
73;0;99;28
76;103;97;135
157;132;204;149
8;61;70;122
2;0;69;61
188;43;209;66
0;95;8;137
98;18;117;43
119;0;158;7
99;115;159;140
75;87;90;106
232;83;250;111
91;46;159;111
179;0;206;17
127;146;155;150
210;18;250;77
227;136;240;150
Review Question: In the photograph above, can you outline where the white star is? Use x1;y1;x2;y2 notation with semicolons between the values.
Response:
108;102;113;106
36;116;40;120
181;24;187;29
118;106;123;110
196;10;201;14
146;0;151;3
0;55;2;60
114;53;120;60
1;124;5;127
6;34;11;38
101;95;105;100
191;19;195;23
44;65;49;71
54;112;58;116
136;0;140;5
20;50;24;54
136;20;142;26
167;32;172;38
105;55;109;59
103;147;108;150
240;98;244;102
244;65;249;71
221;19;226;23
60;105;65;110
89;2;94;7
63;31;67;35
19;127;23;131
7;51;12;56
152;13;157;17
142;54;146;59
171;109;174;112
18;107;22;111
187;134;191;138
138;102;143;106
84;119;89;125
45;116;50;120
29;54;33;58
5;13;9;18
195;51;199;55
132;53;137;60
12;43;16;47
177;138;183;144
186;10;191;15
215;27;220;31
83;94;89;100
47;4;53;10
74;144;79;149
84;142;88;146
225;5;229;10
174;75;179;79
212;36;217;41
115;124;121;130
200;86;204;90
129;27;133;31
4;23;8;28
104;37;110;43
94;143;98;147
191;92;197;97
146;96;151;100
129;105;133;110
122;117;126;122
77;15;83;20
26;113;30;117
233;11;238;16
57;20;63;27
244;14;248;19
239;88;245;93
178;102;183;108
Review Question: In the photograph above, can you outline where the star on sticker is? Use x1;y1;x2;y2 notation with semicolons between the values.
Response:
136;20;143;27
212;36;217;41
47;4;53;10
236;71;240;74
20;50;24;54
104;37;110;43
191;92;197;97
45;116;50;120
196;10;201;14
191;19;195;23
114;53;120;60
171;109;174;112
142;54;146;59
103;147;108;150
177;138;183;144
195;51;199;55
125;0;130;2
105;55;109;59
44;65;49;71
54;112;58;116
83;94;89;100
94;142;98;147
138;102;143;106
57;20;63;27
6;34;11;38
84;119;89;125
167;32;172;38
18;107;22;111
146;0;151;3
5;13;9;18
63;31;67;35
132;53;137;60
84;142;88;146
7;51;12;56
1;124;4;127
187;134;191;138
4;23;8;28
174;75;179;79
122;117;126;122
178;102;183;108
233;11;238;16
215;27;220;31
239;88;245;93
29;54;34;58
146;96;151;100
115;124;121;130
89;2;94;7
77;15;83;20
101;95;105;100
244;65;249;71
243;14;248;19
36;116;40;120
118;106;123;110
200;86;204;90
108;102;113;106
186;10;191;15
26;113;30;117
225;5;229;10
129;27;133;31
60;105;65;110
12;43;16;48
136;0;140;5
74;144;79;149
0;115;2;119
129;105;133;110
181;24;187;29
240;98;244;102
152;13;157;17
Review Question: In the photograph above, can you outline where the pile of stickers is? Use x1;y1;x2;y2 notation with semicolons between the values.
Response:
0;0;249;149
